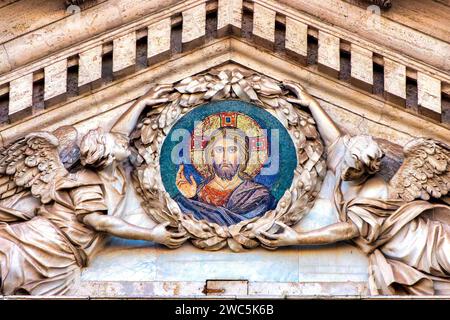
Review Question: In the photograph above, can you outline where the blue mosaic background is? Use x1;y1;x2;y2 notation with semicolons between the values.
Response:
159;100;297;202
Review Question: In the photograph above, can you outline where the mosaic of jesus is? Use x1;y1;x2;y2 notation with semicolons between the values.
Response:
160;101;297;226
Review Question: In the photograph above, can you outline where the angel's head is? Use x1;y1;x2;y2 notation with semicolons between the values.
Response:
80;128;130;169
341;135;384;181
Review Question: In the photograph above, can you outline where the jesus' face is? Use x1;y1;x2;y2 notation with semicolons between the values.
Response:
203;128;250;181
211;137;242;180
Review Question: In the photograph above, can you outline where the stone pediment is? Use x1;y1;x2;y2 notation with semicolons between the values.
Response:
0;0;449;298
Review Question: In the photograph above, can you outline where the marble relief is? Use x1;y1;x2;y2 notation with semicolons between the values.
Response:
0;68;449;296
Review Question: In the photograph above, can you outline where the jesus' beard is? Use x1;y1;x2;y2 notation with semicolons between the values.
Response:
213;162;240;181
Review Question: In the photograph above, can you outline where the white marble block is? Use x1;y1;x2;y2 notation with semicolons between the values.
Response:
147;18;171;61
318;31;340;78
217;0;242;31
384;57;406;106
285;17;308;63
351;44;373;92
417;72;442;117
252;3;276;43
113;31;137;74
78;46;103;88
182;3;206;46
8;73;33;117
44;59;67;102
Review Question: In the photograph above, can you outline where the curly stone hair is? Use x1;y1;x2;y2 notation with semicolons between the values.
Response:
341;135;384;181
80;128;128;169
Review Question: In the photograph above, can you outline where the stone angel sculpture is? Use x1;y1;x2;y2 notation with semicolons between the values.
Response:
257;81;450;296
0;86;187;296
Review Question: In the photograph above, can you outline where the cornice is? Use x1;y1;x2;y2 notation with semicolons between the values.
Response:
0;0;448;133
0;37;448;147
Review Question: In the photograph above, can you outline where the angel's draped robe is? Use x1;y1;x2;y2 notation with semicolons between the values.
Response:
0;169;108;296
330;136;450;295
343;198;450;295
175;179;275;226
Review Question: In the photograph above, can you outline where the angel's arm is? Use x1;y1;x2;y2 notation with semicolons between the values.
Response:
257;221;359;247
295;222;359;245
83;212;188;247
83;212;155;240
284;82;342;148
110;84;173;136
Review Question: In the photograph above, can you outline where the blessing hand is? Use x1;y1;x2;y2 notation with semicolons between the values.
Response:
256;221;300;248
176;164;197;199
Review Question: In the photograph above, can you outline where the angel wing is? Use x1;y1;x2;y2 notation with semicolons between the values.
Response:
0;132;69;205
389;138;450;202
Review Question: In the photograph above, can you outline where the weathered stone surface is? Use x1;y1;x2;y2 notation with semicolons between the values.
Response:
147;18;171;61
75;280;206;297
277;0;450;72
0;0;67;45
249;281;367;296
78;46;103;87
318;31;340;78
182;3;206;44
80;239;368;289
252;3;276;43
205;280;248;296
417;72;441;114
8;73;33;117
113;31;137;74
350;44;373;91
75;280;368;297
384;58;406;105
0;44;11;74
217;0;242;30
1;43;447;147
285;17;308;60
0;0;183;74
44;59;67;102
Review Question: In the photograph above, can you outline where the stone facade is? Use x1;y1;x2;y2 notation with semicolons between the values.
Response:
0;0;449;298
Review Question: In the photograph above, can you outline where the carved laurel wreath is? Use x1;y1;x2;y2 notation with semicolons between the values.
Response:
130;68;326;251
